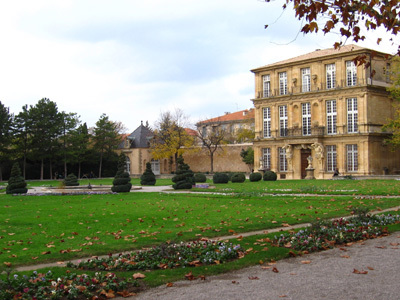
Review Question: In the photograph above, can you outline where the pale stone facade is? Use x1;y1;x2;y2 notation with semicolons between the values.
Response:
251;45;400;179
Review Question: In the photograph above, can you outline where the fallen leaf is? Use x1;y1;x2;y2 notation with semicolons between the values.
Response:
272;267;279;273
301;260;311;264
341;255;350;259
261;266;271;270
41;251;51;255
353;269;368;274
185;271;196;281
198;275;206;281
4;262;12;267
288;251;296;257
367;266;374;270
133;273;146;279
117;290;136;297
166;282;174;287
248;276;259;280
375;246;386;249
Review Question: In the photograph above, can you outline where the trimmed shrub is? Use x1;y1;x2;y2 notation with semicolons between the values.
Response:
6;163;28;194
194;173;207;183
140;162;156;186
64;173;79;186
111;153;132;192
172;157;195;190
263;170;277;181
249;172;262;182
231;173;246;183
213;173;229;184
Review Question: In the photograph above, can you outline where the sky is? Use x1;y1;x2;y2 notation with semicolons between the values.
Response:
1;0;398;132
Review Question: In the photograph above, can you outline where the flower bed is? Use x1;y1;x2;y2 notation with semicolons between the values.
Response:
273;213;400;253
67;240;243;271
0;270;140;299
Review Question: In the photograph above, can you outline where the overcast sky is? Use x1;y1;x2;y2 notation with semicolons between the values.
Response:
1;1;398;132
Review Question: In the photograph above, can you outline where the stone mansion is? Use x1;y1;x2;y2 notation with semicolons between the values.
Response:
251;44;400;179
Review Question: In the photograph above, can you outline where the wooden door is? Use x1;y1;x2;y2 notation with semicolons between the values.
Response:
301;149;311;179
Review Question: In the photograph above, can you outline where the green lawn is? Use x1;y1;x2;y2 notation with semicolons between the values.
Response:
1;187;400;267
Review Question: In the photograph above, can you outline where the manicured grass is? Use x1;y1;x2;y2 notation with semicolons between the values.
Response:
1;191;400;267
198;179;400;195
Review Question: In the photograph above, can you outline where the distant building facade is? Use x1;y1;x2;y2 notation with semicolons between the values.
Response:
251;45;400;179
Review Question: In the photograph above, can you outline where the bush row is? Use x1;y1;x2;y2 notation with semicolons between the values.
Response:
211;170;277;184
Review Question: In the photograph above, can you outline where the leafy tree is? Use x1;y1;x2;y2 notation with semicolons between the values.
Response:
29;98;63;180
13;105;31;179
60;112;80;177
111;153;132;193
140;162;156;186
151;109;195;171
93;114;124;178
172;157;194;190
265;0;400;60
0;101;13;181
383;56;400;148
240;147;254;172
67;123;91;179
195;123;227;173
6;162;27;194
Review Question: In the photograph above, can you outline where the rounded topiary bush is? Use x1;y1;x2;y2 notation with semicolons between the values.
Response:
194;173;207;183
213;173;229;184
263;170;277;181
112;153;132;193
64;173;79;186
6;163;27;194
231;173;246;183
172;157;195;190
141;162;156;186
249;172;262;182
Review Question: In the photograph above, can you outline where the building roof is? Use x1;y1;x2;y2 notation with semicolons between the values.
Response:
198;109;255;125
251;44;389;71
119;121;154;149
185;128;197;136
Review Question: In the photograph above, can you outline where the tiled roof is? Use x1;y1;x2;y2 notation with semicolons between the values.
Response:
198;109;255;125
118;122;154;149
252;44;382;71
185;128;197;136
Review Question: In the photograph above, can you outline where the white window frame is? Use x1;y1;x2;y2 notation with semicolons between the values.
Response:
278;147;287;172
263;107;271;138
326;63;336;89
347;97;358;133
346;144;358;172
326;145;337;172
326;100;337;135
279;105;288;137
346;61;357;86
301;68;311;92
262;148;271;170
263;75;271;97
302;102;311;136
279;72;288;95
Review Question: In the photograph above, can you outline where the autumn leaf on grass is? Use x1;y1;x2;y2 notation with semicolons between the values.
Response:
4;262;12;267
353;269;368;274
288;251;296;257
198;275;206;281
41;251;51;255
133;273;146;279
185;271;196;281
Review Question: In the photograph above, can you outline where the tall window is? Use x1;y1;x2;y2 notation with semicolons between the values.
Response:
302;102;311;136
346;61;357;86
301;68;311;92
279;72;288;95
263;107;271;138
326;100;337;135
346;144;358;172
279;105;288;137
326;63;336;89
262;148;271;170
347;98;358;133
278;147;287;172
326;145;337;172
263;75;271;97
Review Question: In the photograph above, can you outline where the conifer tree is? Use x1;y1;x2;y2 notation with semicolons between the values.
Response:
6;163;28;194
64;173;79;186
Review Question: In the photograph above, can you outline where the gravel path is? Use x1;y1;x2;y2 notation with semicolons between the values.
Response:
134;233;400;300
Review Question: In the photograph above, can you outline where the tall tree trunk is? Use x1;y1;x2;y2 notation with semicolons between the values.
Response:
23;154;26;180
78;161;81;179
98;152;103;178
210;154;214;173
40;158;44;180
